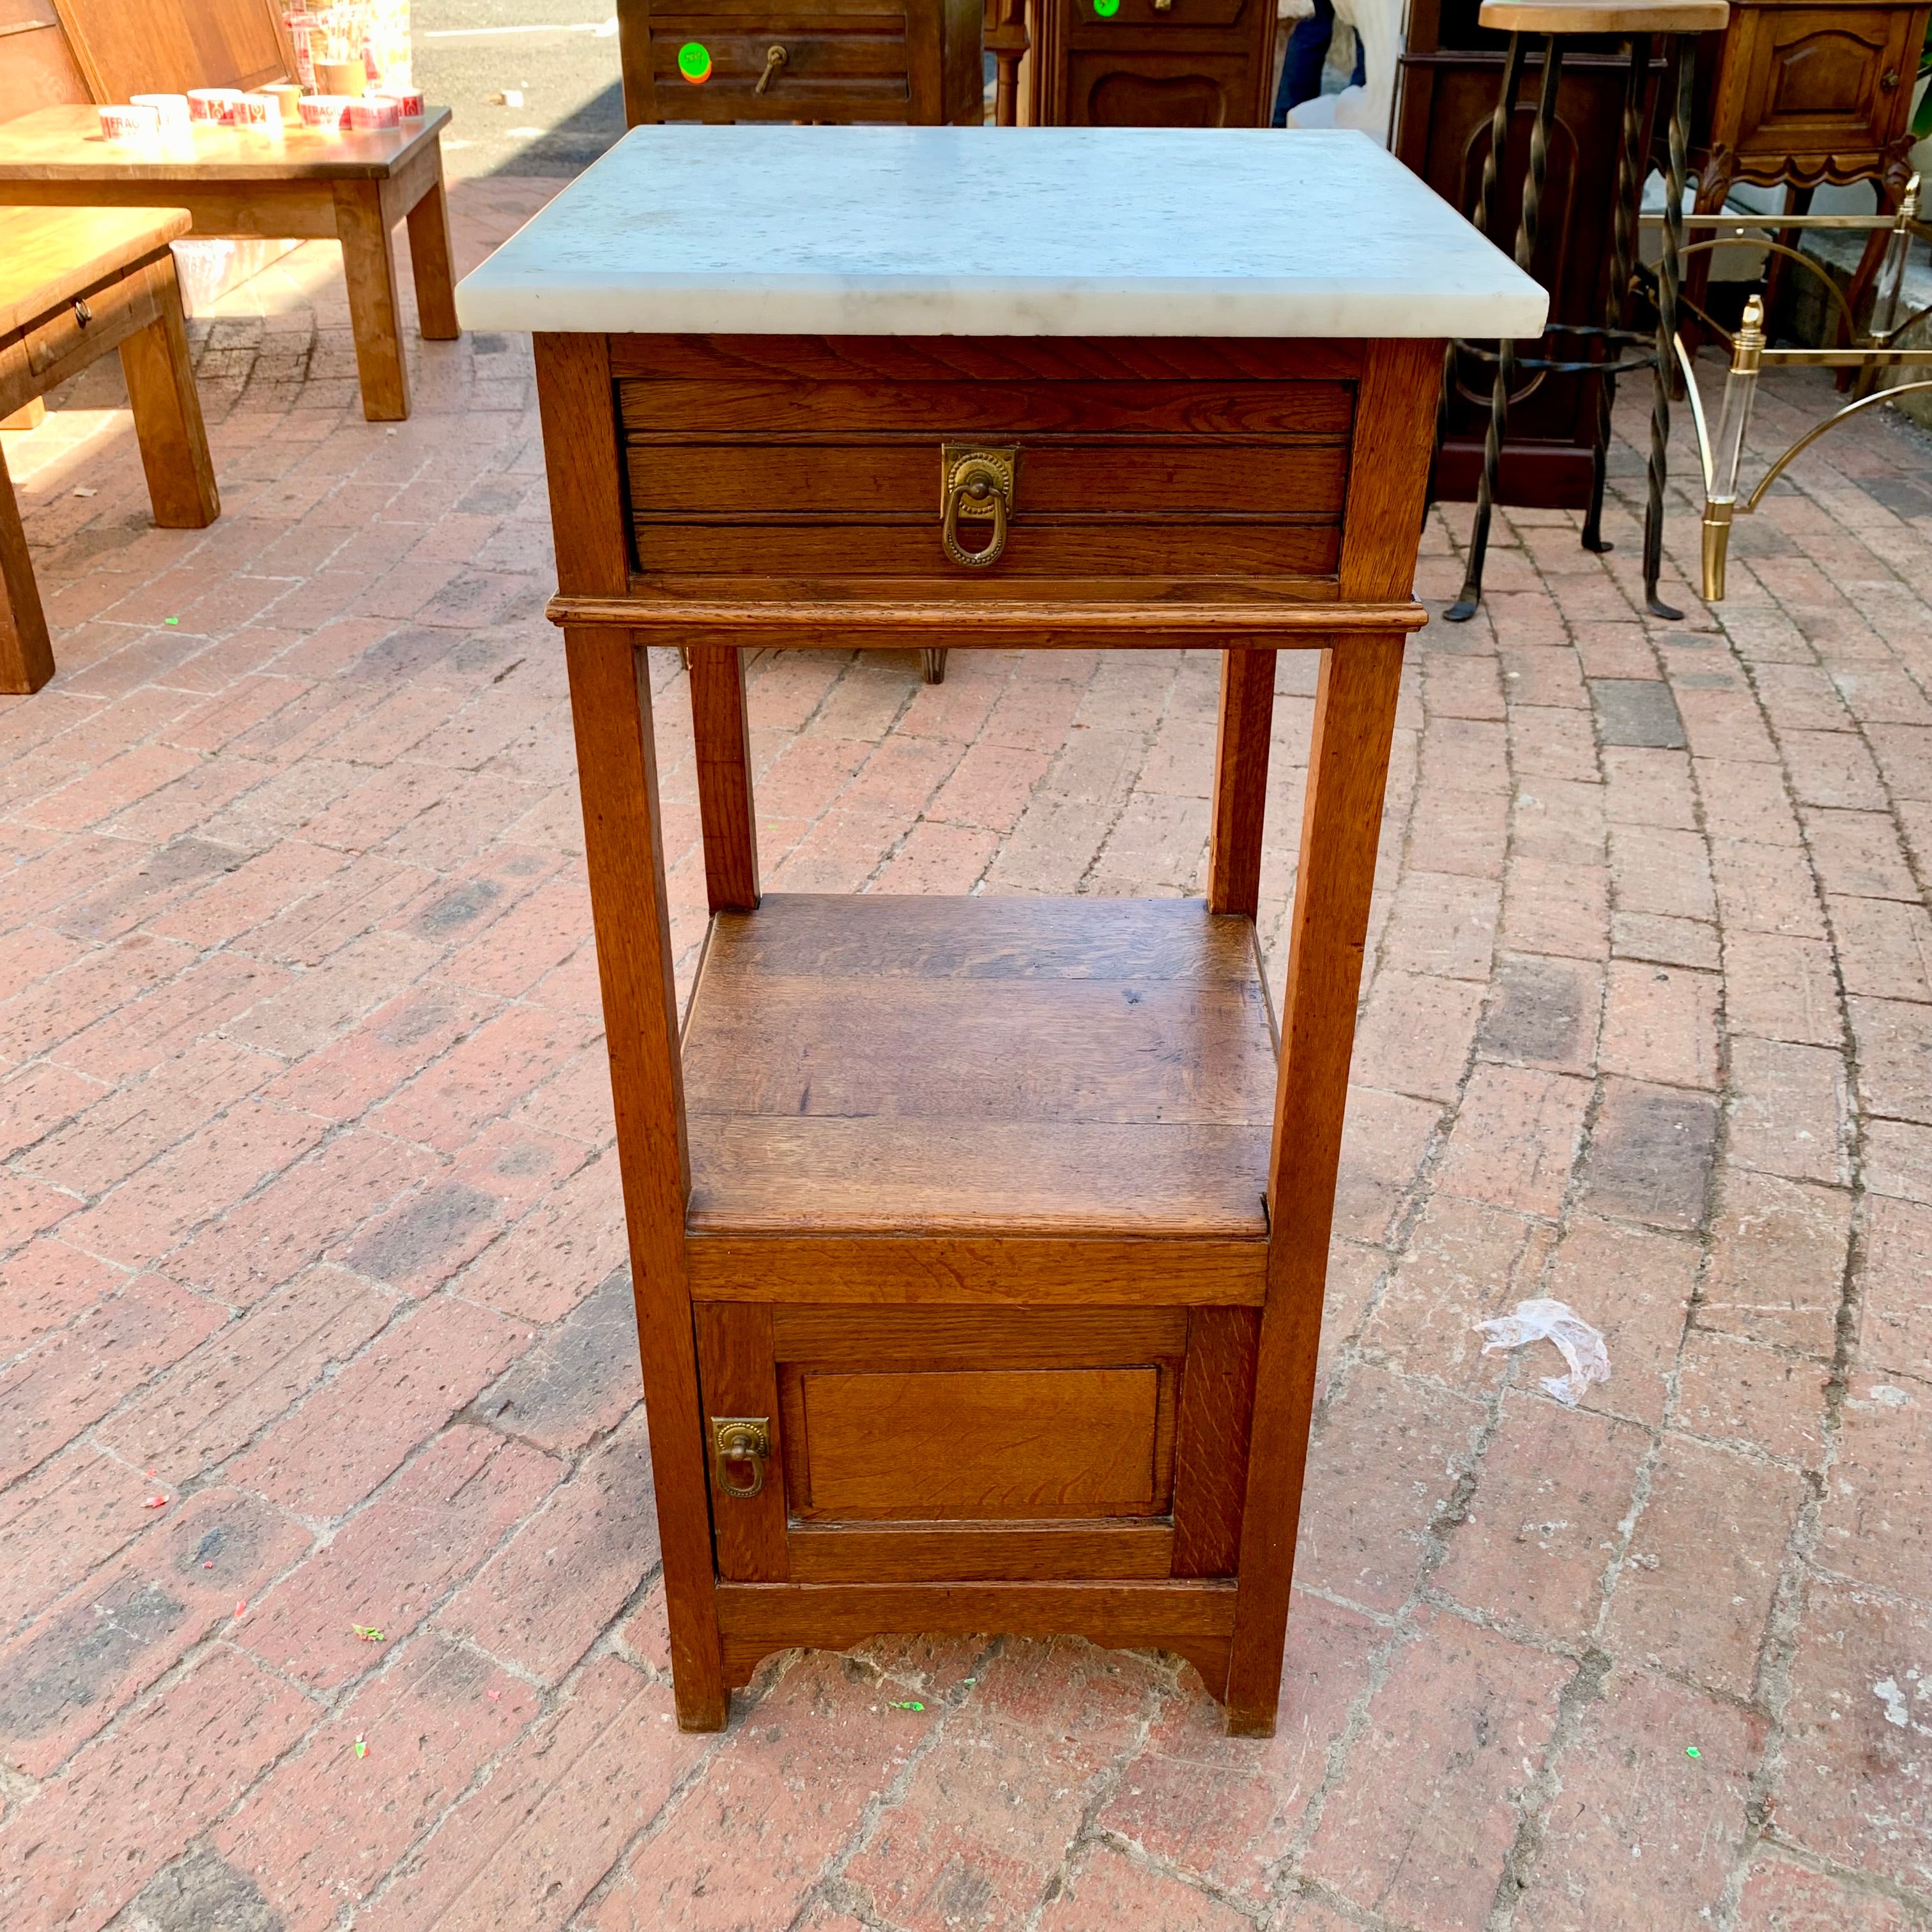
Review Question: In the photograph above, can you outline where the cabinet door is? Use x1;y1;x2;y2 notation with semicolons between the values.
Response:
1730;3;1921;164
694;1302;1259;1583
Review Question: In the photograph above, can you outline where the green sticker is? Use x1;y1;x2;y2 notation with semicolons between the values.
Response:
678;41;712;82
1094;0;1120;16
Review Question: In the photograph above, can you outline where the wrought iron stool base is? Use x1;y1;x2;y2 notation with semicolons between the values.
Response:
1435;1;1726;622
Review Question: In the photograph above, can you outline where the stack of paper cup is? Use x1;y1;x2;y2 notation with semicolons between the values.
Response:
98;103;162;141
296;95;357;130
349;96;400;130
187;88;246;123
130;93;191;130
236;92;285;129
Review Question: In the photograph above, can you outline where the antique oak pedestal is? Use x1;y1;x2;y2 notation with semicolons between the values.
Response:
456;126;1542;1736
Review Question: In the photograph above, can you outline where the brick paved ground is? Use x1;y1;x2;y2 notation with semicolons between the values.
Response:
1;175;1931;1932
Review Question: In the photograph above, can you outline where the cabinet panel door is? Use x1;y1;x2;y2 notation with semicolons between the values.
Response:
696;1301;1259;1583
1734;5;1917;158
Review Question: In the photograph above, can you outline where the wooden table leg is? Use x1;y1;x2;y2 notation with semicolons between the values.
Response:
334;179;410;421
1;397;45;433
689;644;761;913
119;272;219;530
405;169;461;342
1225;634;1405;1736
566;624;728;1733
1208;646;1278;919
0;440;55;694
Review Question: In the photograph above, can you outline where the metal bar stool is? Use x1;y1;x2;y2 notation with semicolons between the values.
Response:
1439;0;1730;623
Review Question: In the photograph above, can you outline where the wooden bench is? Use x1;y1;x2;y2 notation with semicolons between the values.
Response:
0;204;218;694
0;105;461;423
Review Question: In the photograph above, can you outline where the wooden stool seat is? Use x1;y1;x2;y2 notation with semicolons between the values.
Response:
1477;0;1728;31
1;205;218;694
0;106;461;423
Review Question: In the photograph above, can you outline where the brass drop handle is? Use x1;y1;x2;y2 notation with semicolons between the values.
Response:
755;43;788;93
712;1416;770;1496
73;296;92;328
941;444;1019;569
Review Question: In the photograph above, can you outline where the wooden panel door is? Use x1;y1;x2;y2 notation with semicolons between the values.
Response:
694;1302;1259;1583
1730;1;1919;160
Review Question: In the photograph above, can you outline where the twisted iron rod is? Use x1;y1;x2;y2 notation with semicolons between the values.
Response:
1583;32;1650;553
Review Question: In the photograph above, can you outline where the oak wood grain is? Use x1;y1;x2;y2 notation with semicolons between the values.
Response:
1170;1305;1261;1576
694;1301;787;1581
686;1233;1269;1303
769;1305;1188;1365
687;647;760;912
1207;647;1277;917
0;204;187;337
791;1365;1165;1517
610;335;1365;383
549;592;1427;638
119;267;219;530
788;1521;1176;1581
0;439;52;694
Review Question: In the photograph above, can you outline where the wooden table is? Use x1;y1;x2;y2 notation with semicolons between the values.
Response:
455;125;1544;1738
1;205;218;695
0;106;460;423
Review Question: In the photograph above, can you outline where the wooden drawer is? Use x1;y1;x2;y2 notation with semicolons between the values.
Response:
615;335;1359;594
695;1303;1259;1583
19;266;158;383
1065;0;1256;34
648;13;910;113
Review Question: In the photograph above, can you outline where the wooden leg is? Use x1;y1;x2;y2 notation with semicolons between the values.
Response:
1207;647;1276;918
0;438;55;694
565;624;727;1732
689;643;761;913
1;397;45;433
405;169;461;341
334;180;410;421
119;275;219;530
1225;635;1405;1736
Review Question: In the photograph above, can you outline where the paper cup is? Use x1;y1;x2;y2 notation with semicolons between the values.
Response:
315;59;367;98
98;103;162;141
349;96;399;130
236;92;284;129
297;94;356;129
130;93;190;129
188;87;245;123
259;82;303;123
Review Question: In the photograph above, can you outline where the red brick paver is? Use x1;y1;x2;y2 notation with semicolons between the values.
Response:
1;175;1931;1929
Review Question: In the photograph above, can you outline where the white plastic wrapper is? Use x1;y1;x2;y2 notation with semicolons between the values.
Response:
1476;1299;1610;1407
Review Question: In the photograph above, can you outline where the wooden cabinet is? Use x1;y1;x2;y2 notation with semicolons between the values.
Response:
1025;0;1276;125
456;125;1544;1740
1690;0;1931;312
617;0;985;121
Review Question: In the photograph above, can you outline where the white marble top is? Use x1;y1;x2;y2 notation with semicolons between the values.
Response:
455;125;1547;340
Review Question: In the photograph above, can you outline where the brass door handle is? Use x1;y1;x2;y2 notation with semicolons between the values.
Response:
755;44;788;93
711;1416;770;1496
1882;66;1899;89
941;444;1018;568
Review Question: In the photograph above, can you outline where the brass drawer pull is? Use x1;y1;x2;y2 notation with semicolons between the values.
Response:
941;443;1018;569
755;43;788;93
712;1415;770;1496
73;297;92;328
